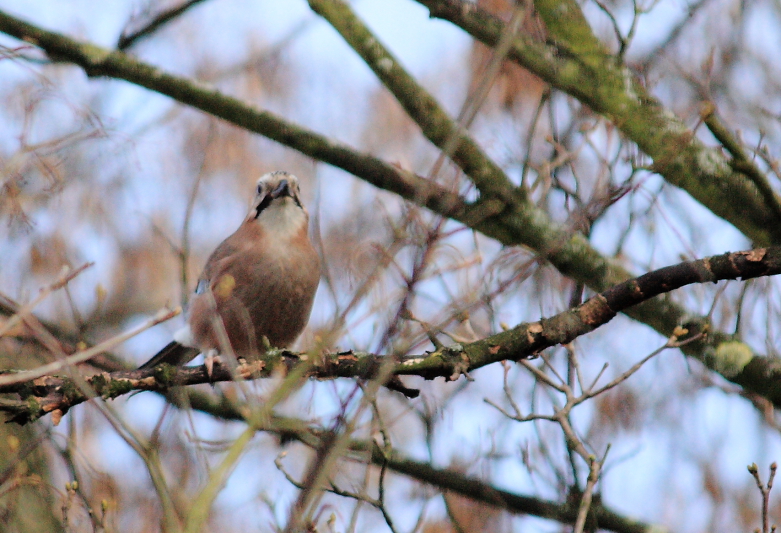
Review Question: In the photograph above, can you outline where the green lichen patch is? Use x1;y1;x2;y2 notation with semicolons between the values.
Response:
708;341;754;378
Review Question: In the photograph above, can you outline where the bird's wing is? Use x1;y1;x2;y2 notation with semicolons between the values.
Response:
137;232;248;370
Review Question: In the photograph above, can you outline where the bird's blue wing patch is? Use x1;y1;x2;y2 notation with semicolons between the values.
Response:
195;278;209;295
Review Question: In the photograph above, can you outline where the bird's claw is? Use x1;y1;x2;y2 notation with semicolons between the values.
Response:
204;350;222;378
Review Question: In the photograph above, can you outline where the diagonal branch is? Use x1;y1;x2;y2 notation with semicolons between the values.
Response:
117;0;211;50
3;245;779;424
702;106;781;222
415;0;781;246
308;0;522;203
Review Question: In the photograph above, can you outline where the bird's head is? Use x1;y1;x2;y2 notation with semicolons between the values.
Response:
247;171;309;237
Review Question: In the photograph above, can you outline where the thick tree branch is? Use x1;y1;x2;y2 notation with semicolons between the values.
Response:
3;246;779;424
0;10;465;226
0;11;779;410
416;0;781;246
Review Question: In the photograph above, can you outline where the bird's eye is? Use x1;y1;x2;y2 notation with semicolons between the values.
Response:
257;184;264;195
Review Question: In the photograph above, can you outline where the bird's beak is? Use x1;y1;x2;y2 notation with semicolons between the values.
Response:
270;180;290;199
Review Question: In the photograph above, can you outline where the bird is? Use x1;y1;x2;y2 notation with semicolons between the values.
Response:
139;171;321;370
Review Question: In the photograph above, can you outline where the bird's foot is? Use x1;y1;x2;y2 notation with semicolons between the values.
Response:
204;350;222;378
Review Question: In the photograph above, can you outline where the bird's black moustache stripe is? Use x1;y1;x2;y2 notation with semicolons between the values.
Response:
254;195;273;219
254;196;303;219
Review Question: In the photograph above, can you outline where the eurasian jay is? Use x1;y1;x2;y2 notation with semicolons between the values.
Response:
139;171;321;369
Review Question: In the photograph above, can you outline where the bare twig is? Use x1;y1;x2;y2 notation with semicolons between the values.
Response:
118;0;210;50
702;105;781;222
491;329;704;531
0;263;92;338
283;358;397;532
748;462;778;533
0;307;179;387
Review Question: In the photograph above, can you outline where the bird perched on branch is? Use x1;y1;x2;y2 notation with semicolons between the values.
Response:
139;171;321;370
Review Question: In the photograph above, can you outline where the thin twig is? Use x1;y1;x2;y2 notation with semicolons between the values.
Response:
574;445;611;533
703;106;781;222
118;0;210;50
0;262;92;338
748;462;778;533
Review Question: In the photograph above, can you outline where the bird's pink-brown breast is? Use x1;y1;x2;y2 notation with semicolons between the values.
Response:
187;220;320;358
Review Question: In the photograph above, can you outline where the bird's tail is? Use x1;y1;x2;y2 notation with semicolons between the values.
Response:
138;341;200;370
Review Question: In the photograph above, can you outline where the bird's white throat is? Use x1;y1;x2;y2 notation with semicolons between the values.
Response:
255;199;308;241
